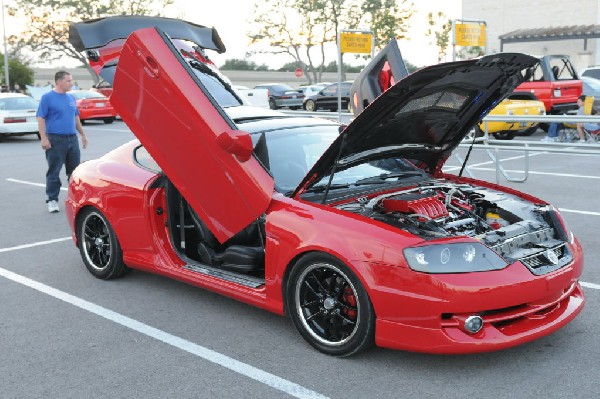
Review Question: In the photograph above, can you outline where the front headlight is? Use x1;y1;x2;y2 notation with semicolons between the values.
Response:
404;243;508;274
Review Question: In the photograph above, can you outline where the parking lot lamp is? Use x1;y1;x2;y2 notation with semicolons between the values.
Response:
1;0;9;88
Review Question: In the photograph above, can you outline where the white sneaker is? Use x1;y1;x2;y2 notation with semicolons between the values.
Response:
540;136;558;142
47;200;59;213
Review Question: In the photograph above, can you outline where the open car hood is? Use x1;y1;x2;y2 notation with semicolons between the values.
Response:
294;53;538;196
69;16;225;85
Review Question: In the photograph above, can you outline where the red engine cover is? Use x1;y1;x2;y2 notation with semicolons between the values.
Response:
382;194;448;219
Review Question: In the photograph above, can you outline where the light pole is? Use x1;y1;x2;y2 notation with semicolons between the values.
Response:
1;0;9;89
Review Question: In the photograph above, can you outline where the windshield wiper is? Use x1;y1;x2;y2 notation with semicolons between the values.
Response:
304;183;351;193
354;171;423;185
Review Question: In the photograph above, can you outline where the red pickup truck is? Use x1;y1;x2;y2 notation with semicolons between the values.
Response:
511;54;582;115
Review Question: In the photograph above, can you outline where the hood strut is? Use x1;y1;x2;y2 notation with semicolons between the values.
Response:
459;131;479;177
321;131;348;204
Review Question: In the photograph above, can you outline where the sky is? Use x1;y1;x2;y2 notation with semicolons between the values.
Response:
169;0;463;68
1;0;462;69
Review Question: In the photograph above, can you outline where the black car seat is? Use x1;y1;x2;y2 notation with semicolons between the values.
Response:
188;205;265;273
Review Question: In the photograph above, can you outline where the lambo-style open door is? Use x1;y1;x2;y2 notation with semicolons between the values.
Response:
349;39;409;116
111;27;274;243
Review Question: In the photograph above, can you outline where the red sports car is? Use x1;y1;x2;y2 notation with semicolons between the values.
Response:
69;90;117;124
66;17;584;356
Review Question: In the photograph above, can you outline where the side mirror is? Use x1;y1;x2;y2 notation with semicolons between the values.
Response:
216;129;254;162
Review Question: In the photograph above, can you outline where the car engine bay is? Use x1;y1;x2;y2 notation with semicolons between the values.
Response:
335;180;573;275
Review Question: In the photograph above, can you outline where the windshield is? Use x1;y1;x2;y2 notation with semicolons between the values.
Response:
0;96;38;110
188;60;243;108
251;124;426;194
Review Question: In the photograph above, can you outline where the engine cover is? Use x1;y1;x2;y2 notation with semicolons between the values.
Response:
382;193;448;219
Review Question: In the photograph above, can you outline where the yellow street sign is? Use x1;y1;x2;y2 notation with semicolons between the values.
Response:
455;22;486;47
340;32;373;54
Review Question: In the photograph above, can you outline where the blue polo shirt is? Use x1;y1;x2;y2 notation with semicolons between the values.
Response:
36;91;79;135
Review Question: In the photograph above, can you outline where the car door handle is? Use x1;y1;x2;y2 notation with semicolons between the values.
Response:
136;50;160;79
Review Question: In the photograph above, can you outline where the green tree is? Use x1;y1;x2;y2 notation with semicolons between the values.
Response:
9;0;174;84
426;11;452;63
0;54;34;88
456;46;485;60
221;58;269;71
360;0;413;49
250;0;414;84
404;59;419;73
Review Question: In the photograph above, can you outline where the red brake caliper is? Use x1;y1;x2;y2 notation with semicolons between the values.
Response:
342;287;357;319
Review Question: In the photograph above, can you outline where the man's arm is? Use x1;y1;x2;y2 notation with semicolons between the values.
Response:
75;116;88;149
37;117;51;150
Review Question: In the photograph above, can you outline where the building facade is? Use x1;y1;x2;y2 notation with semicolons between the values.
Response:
462;0;600;71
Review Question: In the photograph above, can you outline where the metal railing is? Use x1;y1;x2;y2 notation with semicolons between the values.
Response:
281;111;599;184
457;114;600;183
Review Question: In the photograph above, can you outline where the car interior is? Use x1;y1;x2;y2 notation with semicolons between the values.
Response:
165;181;267;287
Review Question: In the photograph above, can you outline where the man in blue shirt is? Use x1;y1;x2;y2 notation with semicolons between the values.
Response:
37;70;88;213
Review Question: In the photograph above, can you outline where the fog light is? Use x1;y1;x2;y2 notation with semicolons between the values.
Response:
464;315;483;334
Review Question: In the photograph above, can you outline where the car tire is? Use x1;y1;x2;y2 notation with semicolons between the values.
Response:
103;117;115;124
77;207;130;280
520;126;539;136
287;253;375;357
269;98;277;110
305;99;316;112
492;131;516;140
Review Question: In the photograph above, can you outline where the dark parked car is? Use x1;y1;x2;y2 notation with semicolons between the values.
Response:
67;16;585;357
253;83;304;110
304;82;352;112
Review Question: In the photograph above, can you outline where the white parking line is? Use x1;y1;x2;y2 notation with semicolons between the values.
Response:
444;152;549;172
0;237;72;253
0;266;328;399
6;178;67;191
558;208;600;216
465;168;600;180
581;282;600;290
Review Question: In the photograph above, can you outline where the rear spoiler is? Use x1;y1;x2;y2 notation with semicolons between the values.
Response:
69;15;226;54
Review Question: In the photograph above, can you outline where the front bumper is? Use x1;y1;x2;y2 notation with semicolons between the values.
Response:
375;281;584;353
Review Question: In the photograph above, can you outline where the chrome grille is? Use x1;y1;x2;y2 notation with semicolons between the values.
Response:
520;244;570;274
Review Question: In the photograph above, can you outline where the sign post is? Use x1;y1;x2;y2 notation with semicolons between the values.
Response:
451;19;486;61
337;29;374;119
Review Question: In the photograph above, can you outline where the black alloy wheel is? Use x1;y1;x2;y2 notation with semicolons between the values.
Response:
78;208;129;279
287;254;374;357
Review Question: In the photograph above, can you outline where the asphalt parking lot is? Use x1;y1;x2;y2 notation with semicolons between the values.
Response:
1;121;599;398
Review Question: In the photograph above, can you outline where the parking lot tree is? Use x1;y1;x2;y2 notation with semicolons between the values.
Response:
250;0;414;84
9;0;174;84
220;59;270;71
426;11;452;63
0;53;34;89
